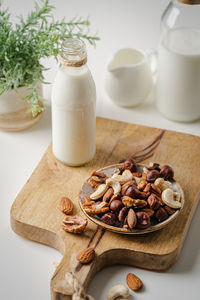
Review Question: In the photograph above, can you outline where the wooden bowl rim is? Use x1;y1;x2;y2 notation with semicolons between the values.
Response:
79;163;185;235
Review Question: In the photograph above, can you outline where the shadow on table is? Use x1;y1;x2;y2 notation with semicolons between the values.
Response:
167;201;200;274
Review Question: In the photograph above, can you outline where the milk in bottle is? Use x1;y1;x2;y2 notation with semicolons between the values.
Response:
157;28;200;122
51;38;96;166
157;0;200;122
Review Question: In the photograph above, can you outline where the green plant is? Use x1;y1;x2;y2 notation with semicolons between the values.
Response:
0;0;99;116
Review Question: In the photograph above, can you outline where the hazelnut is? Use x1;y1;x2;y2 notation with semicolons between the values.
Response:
146;170;160;183
118;207;128;222
123;184;147;199
160;165;174;180
147;193;162;210
121;181;136;195
109;192;121;204
125;185;138;198
101;212;116;225
136;212;150;229
155;207;168;222
124;158;138;172
148;163;161;171
110;200;123;213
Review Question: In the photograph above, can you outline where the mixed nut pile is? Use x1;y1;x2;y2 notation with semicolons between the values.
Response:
82;159;182;230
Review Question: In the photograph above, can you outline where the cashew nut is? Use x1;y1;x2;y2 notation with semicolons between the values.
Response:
163;180;172;190
106;178;121;194
154;177;172;191
162;188;181;209
114;168;121;175
90;184;108;200
111;170;133;184
154;178;164;188
107;284;130;300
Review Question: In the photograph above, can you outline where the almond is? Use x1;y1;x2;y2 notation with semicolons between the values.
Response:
77;247;95;264
126;273;143;291
60;197;74;215
127;209;137;229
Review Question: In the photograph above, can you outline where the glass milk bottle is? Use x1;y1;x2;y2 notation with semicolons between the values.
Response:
51;38;96;166
157;0;200;122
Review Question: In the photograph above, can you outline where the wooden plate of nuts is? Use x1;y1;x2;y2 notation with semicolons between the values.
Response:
79;159;184;234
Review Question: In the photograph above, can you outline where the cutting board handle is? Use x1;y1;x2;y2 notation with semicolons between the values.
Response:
51;227;106;299
51;251;94;299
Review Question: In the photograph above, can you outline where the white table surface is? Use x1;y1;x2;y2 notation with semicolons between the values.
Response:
0;1;200;299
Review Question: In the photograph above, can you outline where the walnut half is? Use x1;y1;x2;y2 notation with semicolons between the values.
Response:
122;196;147;208
62;216;88;233
83;201;109;215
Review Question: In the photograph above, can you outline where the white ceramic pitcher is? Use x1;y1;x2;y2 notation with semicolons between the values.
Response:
104;48;156;107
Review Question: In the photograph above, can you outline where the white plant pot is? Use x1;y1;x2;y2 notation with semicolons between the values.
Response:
0;84;43;131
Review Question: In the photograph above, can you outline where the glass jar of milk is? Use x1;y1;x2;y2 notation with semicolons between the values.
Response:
157;0;200;122
51;38;96;166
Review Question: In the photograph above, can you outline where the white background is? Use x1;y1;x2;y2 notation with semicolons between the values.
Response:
0;0;199;299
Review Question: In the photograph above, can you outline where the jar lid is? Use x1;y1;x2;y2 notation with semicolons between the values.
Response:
59;38;87;67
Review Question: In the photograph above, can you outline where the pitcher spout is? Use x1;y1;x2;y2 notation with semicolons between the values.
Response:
107;48;145;73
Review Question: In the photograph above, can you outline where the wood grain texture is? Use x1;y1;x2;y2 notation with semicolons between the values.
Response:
10;117;200;299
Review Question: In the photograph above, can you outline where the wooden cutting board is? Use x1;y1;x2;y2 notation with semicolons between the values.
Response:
10;117;200;300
